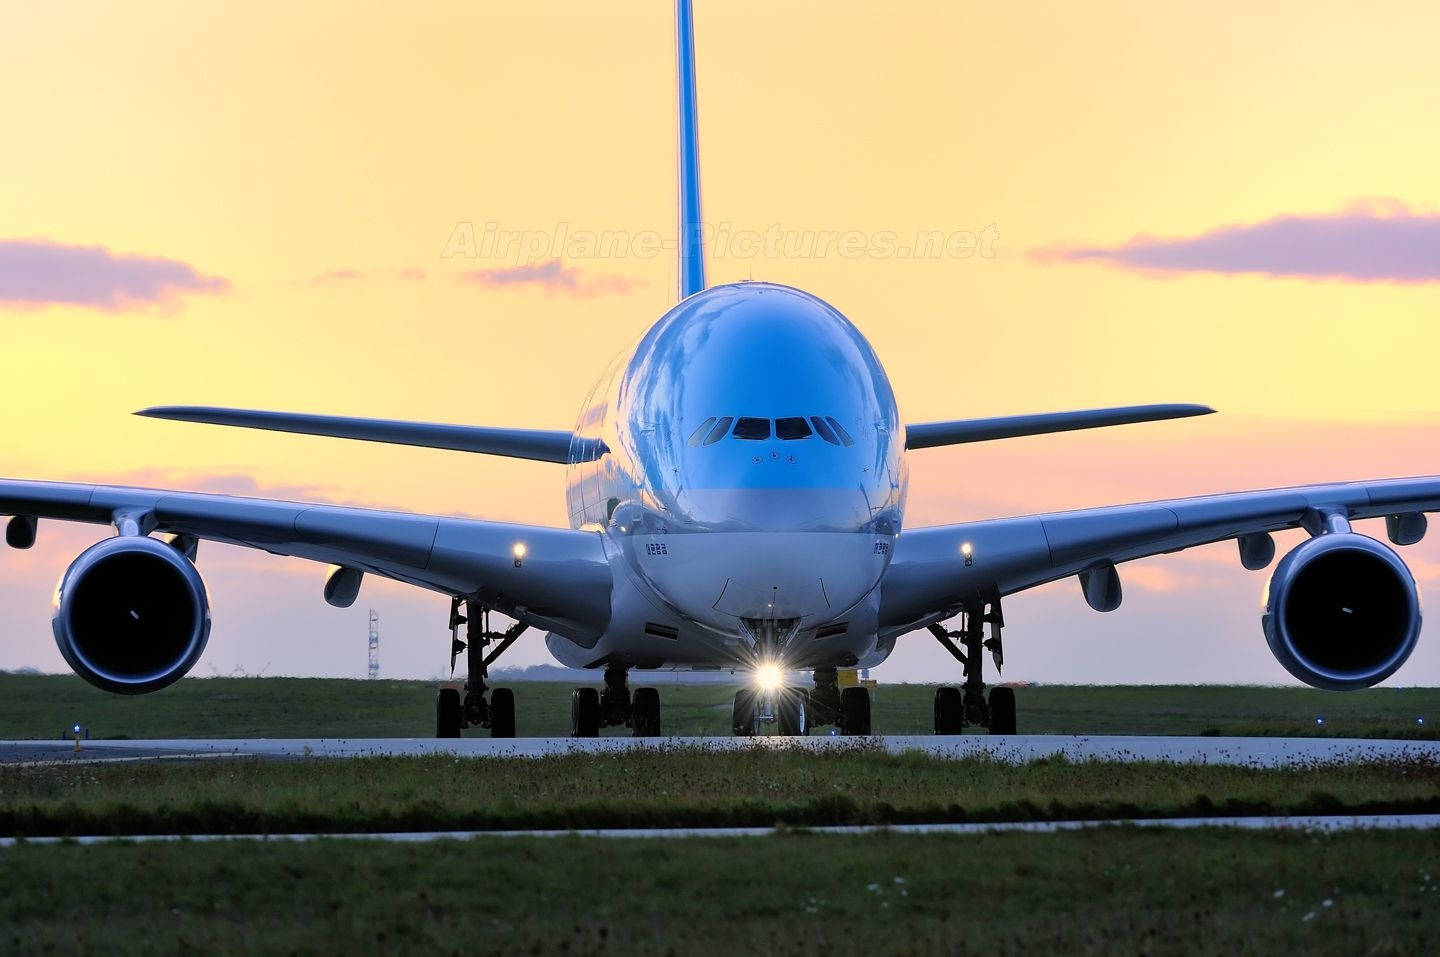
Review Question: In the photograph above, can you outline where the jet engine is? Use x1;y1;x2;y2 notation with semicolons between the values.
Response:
53;536;211;694
1262;532;1420;690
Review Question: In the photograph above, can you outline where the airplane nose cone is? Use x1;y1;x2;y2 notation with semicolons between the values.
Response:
626;524;889;629
673;487;874;532
708;530;881;619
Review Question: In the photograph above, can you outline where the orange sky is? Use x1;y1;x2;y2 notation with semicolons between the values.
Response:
2;1;1439;685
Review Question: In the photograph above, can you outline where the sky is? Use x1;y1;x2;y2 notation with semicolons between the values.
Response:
2;1;1439;686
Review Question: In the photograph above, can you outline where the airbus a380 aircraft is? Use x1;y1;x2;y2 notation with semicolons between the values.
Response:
1;0;1432;738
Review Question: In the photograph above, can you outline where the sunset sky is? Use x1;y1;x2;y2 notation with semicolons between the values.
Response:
3;1;1439;686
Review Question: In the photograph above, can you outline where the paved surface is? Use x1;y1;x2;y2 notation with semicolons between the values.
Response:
4;734;1439;767
4;814;1439;847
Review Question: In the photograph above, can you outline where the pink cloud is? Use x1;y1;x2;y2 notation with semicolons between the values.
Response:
462;259;644;298
1034;199;1440;283
308;267;429;286
0;238;228;312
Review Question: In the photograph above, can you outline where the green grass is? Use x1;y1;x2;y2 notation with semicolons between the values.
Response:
3;829;1438;955
5;746;1440;836
2;674;1438;739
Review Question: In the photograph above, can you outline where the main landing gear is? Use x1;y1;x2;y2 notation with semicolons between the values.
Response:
928;601;1016;735
731;666;872;737
570;664;663;737
436;598;527;738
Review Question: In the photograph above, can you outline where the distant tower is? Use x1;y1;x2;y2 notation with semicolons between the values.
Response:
367;610;380;679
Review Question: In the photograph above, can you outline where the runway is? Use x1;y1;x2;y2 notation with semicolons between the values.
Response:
4;734;1439;767
4;814;1439;847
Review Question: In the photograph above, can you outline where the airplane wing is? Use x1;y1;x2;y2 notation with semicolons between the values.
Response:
0;477;613;644
136;406;607;464
879;474;1440;635
904;403;1214;450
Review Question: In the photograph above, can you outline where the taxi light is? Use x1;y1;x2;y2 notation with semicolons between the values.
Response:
755;662;783;691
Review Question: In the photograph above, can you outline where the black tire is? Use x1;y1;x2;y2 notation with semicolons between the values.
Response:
571;687;600;737
632;687;661;737
840;686;871;736
933;686;963;735
776;689;807;736
490;688;516;738
989;686;1017;735
731;689;757;736
436;688;462;738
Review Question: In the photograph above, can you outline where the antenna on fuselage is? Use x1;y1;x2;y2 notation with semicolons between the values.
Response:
676;0;707;301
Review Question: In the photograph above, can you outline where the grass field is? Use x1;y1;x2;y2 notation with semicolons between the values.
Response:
2;674;1437;740
4;676;1439;953
3;829;1438;955
4;746;1440;836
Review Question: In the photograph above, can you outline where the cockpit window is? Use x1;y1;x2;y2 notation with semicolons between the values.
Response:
810;416;839;445
687;416;718;447
775;417;812;440
703;416;734;445
732;417;771;440
690;414;853;445
825;417;855;447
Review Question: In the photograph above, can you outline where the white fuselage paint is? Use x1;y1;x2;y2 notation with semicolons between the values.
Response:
547;281;907;672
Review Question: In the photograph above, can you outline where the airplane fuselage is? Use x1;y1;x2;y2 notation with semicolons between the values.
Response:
551;281;907;672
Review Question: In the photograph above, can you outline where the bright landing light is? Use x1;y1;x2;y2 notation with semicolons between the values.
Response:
754;662;784;691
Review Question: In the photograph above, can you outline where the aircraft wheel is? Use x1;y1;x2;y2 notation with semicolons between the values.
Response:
989;687;1017;735
571;687;601;737
436;688;462;738
776;688;808;736
933;686;963;735
731;689;757;736
839;686;871;736
632;687;661;737
490;688;516;738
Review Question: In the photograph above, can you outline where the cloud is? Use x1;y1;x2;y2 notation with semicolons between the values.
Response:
461;259;644;297
309;268;367;286
94;467;346;506
0;238;229;311
1035;199;1440;283
308;267;428;286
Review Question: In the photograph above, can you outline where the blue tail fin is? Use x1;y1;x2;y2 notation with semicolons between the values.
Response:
676;0;706;300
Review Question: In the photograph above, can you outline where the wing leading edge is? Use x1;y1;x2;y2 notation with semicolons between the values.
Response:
879;475;1440;636
905;403;1215;450
0;478;613;646
136;406;606;464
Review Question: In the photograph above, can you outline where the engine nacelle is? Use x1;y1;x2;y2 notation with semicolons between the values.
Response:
1262;532;1420;690
53;536;211;695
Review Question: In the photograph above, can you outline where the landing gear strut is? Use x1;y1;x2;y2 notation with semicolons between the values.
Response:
928;601;1015;735
735;666;870;737
572;664;662;738
436;598;527;738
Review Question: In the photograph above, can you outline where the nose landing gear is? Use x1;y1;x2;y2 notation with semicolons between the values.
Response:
928;601;1015;735
733;667;870;736
436;599;527;738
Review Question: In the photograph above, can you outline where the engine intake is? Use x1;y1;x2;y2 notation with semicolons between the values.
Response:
53;536;211;694
1263;532;1420;690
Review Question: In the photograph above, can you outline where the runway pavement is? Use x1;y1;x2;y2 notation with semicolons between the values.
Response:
4;814;1439;846
4;734;1439;767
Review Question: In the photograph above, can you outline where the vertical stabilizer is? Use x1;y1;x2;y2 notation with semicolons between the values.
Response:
676;0;707;300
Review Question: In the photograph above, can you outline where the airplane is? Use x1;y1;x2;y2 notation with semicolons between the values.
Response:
1;0;1431;739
